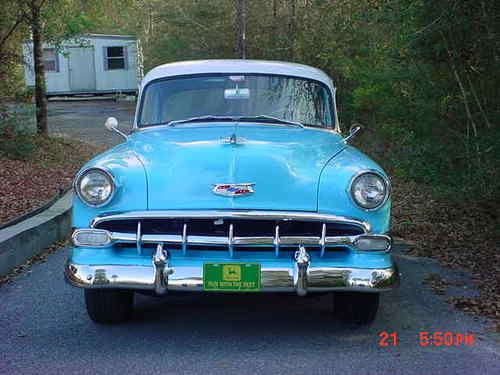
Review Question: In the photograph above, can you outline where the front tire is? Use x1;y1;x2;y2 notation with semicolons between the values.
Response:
84;289;134;324
334;292;380;324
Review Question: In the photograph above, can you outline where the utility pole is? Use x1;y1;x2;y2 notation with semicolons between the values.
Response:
235;0;247;59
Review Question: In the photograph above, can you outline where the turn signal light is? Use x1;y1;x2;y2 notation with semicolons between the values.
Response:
353;235;391;251
72;229;111;247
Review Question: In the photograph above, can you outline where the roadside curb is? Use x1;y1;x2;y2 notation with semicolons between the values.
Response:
0;190;72;276
0;187;71;230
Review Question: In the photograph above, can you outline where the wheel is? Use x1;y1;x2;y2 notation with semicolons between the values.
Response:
333;292;380;324
84;289;134;324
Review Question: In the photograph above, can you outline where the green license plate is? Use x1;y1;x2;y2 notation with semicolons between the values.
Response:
203;263;261;292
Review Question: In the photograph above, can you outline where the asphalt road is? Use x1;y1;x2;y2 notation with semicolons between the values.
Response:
1;245;499;375
48;99;135;146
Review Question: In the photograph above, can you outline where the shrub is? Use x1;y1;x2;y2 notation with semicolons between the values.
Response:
0;103;36;160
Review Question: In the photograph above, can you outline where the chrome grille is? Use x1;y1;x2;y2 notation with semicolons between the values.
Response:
91;210;370;257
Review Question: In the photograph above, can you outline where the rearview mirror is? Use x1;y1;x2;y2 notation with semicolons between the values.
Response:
105;117;118;131
224;87;250;100
343;123;363;143
104;117;127;139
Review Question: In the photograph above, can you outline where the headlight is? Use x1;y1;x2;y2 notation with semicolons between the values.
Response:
75;168;115;207
350;171;389;210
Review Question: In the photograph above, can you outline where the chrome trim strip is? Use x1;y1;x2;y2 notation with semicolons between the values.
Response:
143;234;183;243
325;236;353;245
64;260;399;293
280;236;319;245
189;235;228;245
232;236;272;245
111;232;137;242
76;229;391;252
90;210;371;233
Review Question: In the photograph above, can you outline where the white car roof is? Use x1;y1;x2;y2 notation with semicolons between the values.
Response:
141;59;335;92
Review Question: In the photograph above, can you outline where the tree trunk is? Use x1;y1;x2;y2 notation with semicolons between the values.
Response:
31;0;48;136
235;0;247;58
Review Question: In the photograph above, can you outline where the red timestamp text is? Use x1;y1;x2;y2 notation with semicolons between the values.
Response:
378;331;474;347
419;331;474;347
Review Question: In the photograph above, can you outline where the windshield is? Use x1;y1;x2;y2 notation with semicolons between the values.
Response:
139;74;334;128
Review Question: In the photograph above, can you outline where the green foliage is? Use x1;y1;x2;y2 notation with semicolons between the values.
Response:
0;135;36;160
381;127;500;203
71;0;500;203
0;61;25;99
1;0;497;203
14;87;34;103
0;104;37;160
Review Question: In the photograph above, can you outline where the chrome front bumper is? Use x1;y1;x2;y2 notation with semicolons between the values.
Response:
65;245;399;295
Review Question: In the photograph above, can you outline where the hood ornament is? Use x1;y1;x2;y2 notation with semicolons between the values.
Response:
221;133;246;145
212;183;255;197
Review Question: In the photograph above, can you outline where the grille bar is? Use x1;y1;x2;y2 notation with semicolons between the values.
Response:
274;225;280;257
136;221;142;255
228;223;234;258
182;223;187;255
320;223;326;257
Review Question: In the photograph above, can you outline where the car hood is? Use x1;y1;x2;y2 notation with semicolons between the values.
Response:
130;123;346;211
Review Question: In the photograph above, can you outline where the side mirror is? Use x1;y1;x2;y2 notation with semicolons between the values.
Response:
343;123;363;143
104;117;127;139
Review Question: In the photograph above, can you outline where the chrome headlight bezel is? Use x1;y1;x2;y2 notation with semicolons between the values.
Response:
74;167;116;208
349;170;390;211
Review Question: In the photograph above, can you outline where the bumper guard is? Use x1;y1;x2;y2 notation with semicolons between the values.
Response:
65;244;399;295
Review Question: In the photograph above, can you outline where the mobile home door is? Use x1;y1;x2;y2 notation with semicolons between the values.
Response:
68;47;96;92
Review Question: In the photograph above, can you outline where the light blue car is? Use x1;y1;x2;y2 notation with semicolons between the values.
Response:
65;60;399;324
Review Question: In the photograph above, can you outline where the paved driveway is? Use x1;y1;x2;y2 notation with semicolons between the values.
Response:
36;100;499;374
0;245;498;375
48;99;135;147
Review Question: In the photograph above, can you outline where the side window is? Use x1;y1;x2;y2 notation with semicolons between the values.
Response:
43;48;59;72
104;46;127;70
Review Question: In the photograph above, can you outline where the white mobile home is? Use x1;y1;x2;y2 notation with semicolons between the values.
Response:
23;34;142;96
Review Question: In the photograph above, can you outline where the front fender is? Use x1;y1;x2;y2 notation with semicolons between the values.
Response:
73;144;148;228
317;146;391;234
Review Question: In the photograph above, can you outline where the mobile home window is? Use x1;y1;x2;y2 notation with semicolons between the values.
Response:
104;46;126;70
43;48;59;72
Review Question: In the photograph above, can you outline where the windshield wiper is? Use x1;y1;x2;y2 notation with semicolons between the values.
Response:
167;115;239;127
237;115;304;128
166;114;304;128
